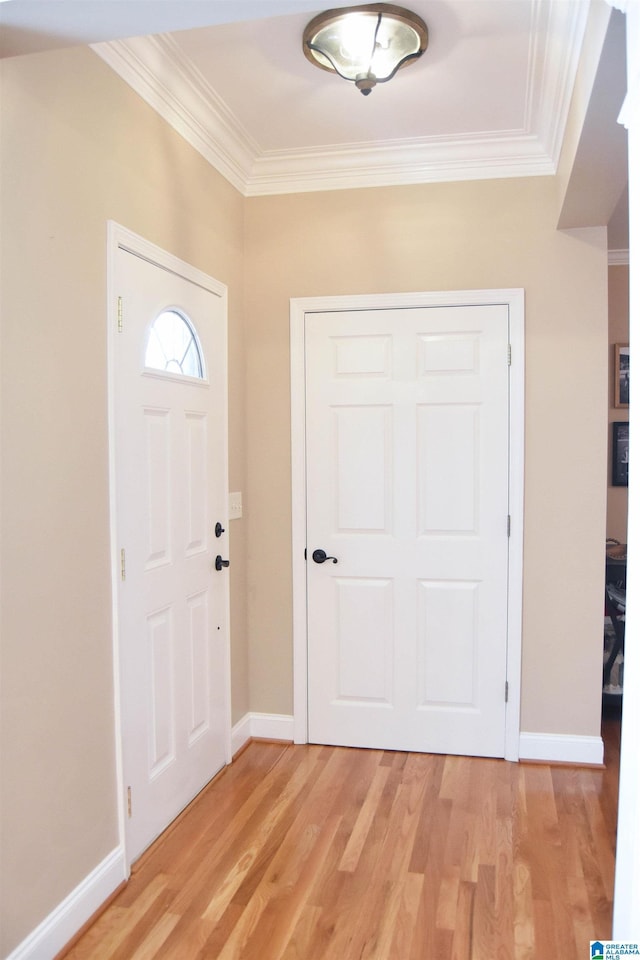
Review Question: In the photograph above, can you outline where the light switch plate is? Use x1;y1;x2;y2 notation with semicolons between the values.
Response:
229;491;242;520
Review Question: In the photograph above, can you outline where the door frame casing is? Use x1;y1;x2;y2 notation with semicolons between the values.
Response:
290;289;525;761
107;221;232;872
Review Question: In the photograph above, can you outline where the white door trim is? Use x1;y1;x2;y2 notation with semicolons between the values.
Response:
290;289;525;761
107;221;232;871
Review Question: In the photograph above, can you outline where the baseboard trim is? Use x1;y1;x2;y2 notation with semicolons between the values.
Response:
231;713;253;756
6;847;126;960
519;732;604;765
231;712;294;755
233;719;605;765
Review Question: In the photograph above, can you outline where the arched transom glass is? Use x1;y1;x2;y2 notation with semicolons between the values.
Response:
145;309;204;379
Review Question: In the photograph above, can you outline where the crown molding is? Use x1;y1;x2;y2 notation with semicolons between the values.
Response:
531;0;591;166
609;248;630;265
245;132;554;196
92;35;258;194
92;0;587;197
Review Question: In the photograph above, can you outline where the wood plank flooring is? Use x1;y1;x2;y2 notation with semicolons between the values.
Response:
62;718;620;959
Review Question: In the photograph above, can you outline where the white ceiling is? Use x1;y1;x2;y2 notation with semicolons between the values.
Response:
0;1;339;58
89;0;594;195
0;0;629;239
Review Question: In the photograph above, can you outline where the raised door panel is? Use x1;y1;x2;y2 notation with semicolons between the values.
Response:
147;606;176;778
417;580;479;708
185;413;207;556
417;404;479;537
335;406;392;534
144;408;171;569
334;577;394;704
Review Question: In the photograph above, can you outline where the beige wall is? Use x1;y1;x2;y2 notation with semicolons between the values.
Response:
243;181;609;734
0;42;610;960
608;264;630;542
0;47;248;955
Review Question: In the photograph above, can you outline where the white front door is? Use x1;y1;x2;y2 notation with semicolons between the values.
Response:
304;303;511;758
113;232;230;863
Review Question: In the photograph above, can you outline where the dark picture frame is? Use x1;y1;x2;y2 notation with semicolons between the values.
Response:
614;343;630;407
612;421;629;487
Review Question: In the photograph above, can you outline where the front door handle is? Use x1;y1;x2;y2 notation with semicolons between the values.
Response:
215;555;230;571
312;549;338;565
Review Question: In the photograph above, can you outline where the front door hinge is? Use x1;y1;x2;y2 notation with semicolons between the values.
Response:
127;786;132;818
120;548;126;582
507;343;512;366
117;296;124;333
507;514;511;538
505;681;509;703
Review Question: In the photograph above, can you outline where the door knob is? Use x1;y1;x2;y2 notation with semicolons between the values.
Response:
215;522;225;538
312;549;338;564
215;555;230;571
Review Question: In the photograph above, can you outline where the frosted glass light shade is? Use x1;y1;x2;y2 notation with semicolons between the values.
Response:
303;3;428;95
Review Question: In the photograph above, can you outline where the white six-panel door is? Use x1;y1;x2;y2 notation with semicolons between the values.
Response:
304;303;512;758
113;232;229;864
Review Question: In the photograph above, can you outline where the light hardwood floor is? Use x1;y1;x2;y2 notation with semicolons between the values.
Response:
62;717;620;959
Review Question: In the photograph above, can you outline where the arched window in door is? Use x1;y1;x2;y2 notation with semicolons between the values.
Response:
145;309;204;379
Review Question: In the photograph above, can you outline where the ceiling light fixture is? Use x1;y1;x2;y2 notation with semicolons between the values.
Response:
303;3;428;96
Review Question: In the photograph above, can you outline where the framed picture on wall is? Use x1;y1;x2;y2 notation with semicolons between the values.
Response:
614;343;630;407
612;421;630;487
